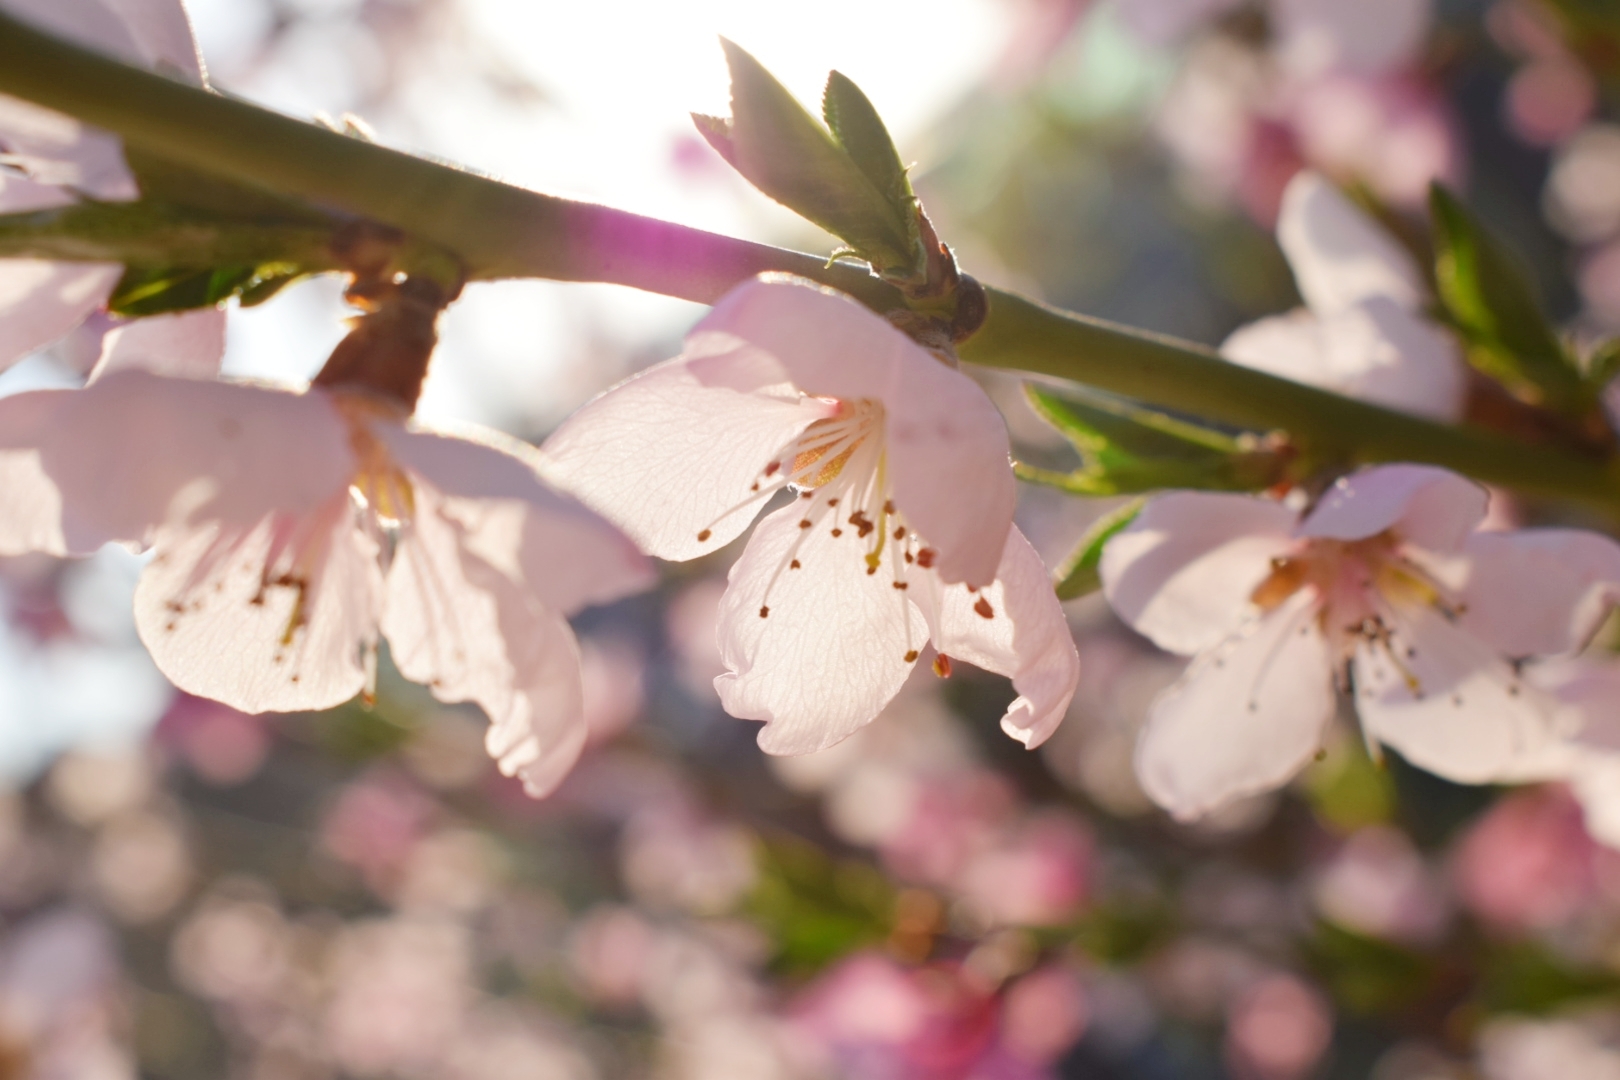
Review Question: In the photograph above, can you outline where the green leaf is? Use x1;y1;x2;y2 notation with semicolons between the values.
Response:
110;260;313;316
702;40;917;276
1429;183;1584;409
1019;383;1288;496
1052;498;1143;601
743;833;895;977
822;71;917;252
1584;337;1620;391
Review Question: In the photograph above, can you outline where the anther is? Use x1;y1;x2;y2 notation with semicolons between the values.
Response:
764;461;780;477
831;528;843;537
894;527;906;540
866;565;878;575
974;597;994;619
884;500;894;514
933;655;953;678
916;549;937;568
759;606;770;618
799;519;812;529
827;498;839;506
904;649;920;663
800;491;813;499
697;529;712;542
892;581;909;590
790;559;801;569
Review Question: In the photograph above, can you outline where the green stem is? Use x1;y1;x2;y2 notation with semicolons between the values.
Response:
0;14;1616;514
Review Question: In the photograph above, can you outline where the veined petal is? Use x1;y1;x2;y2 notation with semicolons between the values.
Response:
715;503;927;755
39;373;354;552
381;482;588;797
381;425;653;614
0;262;120;372
1222;301;1464;422
133;498;380;713
1277;170;1426;315
87;306;225;382
916;526;1079;749
1136;589;1337;820
1100;491;1298;655
542;346;830;560
1353;598;1561;783
1453;529;1620;659
1301;465;1486;551
0;388;70;555
699;275;1016;586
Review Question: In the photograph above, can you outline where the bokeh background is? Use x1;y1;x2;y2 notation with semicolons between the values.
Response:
5;1;1620;1077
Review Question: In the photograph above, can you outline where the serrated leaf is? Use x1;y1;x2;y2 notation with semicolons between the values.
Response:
1053;498;1143;600
1429;183;1584;409
1019;384;1287;495
710;40;916;275
822;71;917;252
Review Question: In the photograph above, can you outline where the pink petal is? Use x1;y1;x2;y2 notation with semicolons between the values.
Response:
0;97;136;200
0;262;120;371
1300;465;1487;550
1273;0;1433;77
1354;598;1561;783
1453;529;1620;660
0;388;70;555
133;500;380;713
3;0;147;66
88;307;226;382
95;0;206;81
715;503;927;755
381;483;588;797
381;424;654;615
542;347;831;561
1136;590;1337;820
1569;755;1620;850
0;171;75;213
1100;491;1298;655
699;275;1016;586
1277;171;1426;315
37;374;354;553
1221;300;1464;421
916;525;1079;749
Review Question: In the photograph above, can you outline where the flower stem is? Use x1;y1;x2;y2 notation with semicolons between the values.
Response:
1;14;1617;514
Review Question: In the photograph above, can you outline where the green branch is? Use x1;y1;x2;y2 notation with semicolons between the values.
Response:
0;13;1616;513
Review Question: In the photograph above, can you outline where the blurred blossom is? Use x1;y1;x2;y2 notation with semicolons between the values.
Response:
1115;0;1244;46
170;885;291;1009
1311;826;1450;945
1451;785;1598;933
1546;125;1620;244
567;905;657;1008
1478;1015;1620;1080
1224;973;1335;1080
1505;59;1596;147
1150;937;1266;1022
43;748;152;827
323;917;473;1077
1000;966;1089;1066
153;695;269;787
0;908;131;1080
401;708;493;791
1286;74;1458;208
665;578;729;701
619;801;755;915
1154;37;1266;205
440;1004;598;1080
955;813;1093;928
1273;0;1431;77
578;635;646;744
1581;240;1620;330
395;828;506;917
320;771;438;895
90;809;192;923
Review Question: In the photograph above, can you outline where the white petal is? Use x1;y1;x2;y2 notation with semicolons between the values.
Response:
916;525;1079;749
0;261;119;371
1452;529;1620;659
1222;300;1464;422
1136;589;1337;820
1277;171;1426;314
1300;465;1486;551
87;307;225;382
715;503;927;755
1569;754;1620;850
133;499;379;713
542;347;831;561
0;388;69;554
699;276;1016;586
38;374;354;552
1353;598;1561;783
381;424;654;614
381;482;588;797
1100;491;1298;655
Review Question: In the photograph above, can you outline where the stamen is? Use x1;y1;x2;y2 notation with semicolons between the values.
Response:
759;606;769;618
933;655;953;678
974;597;994;619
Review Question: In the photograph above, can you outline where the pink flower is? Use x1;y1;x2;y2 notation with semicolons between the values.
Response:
1221;171;1465;421
0;371;653;795
1100;464;1620;819
0;0;222;372
545;275;1078;754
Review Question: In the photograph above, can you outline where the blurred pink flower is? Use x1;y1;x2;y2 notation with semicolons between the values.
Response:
1224;973;1334;1080
546;275;1078;755
154;694;270;786
1452;785;1597;933
956;813;1093;928
0;0;223;373
1311;826;1450;945
1222;171;1465;421
1101;465;1620;819
0;372;653;795
0;908;131;1079
321;771;437;894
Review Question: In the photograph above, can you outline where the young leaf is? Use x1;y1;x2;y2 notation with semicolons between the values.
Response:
702;40;917;276
1019;383;1288;496
1429;184;1584;409
822;71;917;252
1053;498;1143;601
